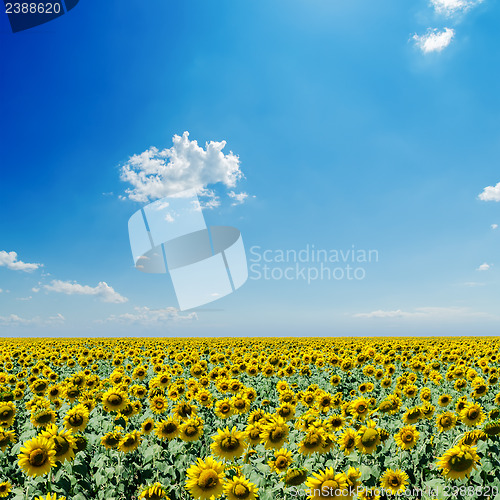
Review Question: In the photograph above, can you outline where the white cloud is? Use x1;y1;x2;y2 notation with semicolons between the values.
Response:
228;191;249;206
353;306;490;319
0;313;64;327
104;306;197;325
16;296;32;301
461;282;485;287
0;251;42;272
479;182;500;202
413;28;455;53
492;224;498;230
120;131;244;204
477;263;491;271
43;280;128;303
430;0;482;15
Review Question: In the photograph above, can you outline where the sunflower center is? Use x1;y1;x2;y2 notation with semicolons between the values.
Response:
29;449;48;466
389;477;401;487
53;436;70;456
442;417;452;426
321;480;340;493
123;436;135;447
232;484;250;498
0;407;13;419
346;437;355;448
361;429;378;447
402;432;413;443
108;394;122;406
468;410;479;420
36;412;53;424
276;456;288;468
69;414;83;426
270;427;285;442
221;404;230;413
197;469;219;489
450;453;474;472
221;436;240;451
185;425;197;436
304;433;321;448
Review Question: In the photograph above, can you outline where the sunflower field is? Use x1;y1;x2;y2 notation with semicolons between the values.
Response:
0;337;499;500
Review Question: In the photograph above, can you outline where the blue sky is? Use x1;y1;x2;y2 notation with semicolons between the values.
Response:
1;0;499;336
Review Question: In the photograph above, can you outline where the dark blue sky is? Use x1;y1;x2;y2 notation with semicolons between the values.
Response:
1;0;499;336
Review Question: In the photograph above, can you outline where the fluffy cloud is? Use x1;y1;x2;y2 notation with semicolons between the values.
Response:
0;251;42;272
120;132;244;204
492;224;498;230
43;280;128;303
413;28;455;53
477;263;491;271
104;306;197;325
228;191;249;206
430;0;482;15
479;182;500;202
0;313;64;327
353;306;489;319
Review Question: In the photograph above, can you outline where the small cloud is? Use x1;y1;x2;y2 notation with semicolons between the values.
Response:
165;213;175;223
413;28;455;53
353;306;491;319
0;313;64;327
228;191;249;206
32;287;40;292
460;282;486;287
492;224;498;230
43;280;128;303
102;192;114;196
477;263;491;271
16;296;32;301
430;0;482;16
479;182;500;202
0;251;42;272
103;306;197;325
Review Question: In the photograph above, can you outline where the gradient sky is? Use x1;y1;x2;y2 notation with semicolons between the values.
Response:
1;0;499;337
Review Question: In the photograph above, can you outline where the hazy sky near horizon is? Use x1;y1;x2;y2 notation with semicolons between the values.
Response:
1;0;500;337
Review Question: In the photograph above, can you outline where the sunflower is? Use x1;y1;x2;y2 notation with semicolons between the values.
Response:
118;430;142;453
483;420;500;436
18;436;56;477
231;394;251;414
101;388;129;412
215;399;233;419
179;417;204;442
138;482;169;500
34;495;66;500
150;395;169;415
324;414;344;432
436;412;457;432
358;490;380;500
276;402;295;421
245;424;262;445
260;416;289;449
356;421;381;454
196;390;213;407
211;426;246;460
0;481;11;498
223;475;258;500
304;468;348;500
380;469;408;495
173;402;197;421
268;448;293;474
185;456;225;500
298;428;326;455
40;424;77;463
142;418;155;435
338;428;357;455
460;403;485;427
0;427;16;452
64;404;89;432
437;444;480;479
101;430;122;449
394;425;419;450
402;407;421;425
350;397;370;421
437;394;452;407
0;401;16;427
